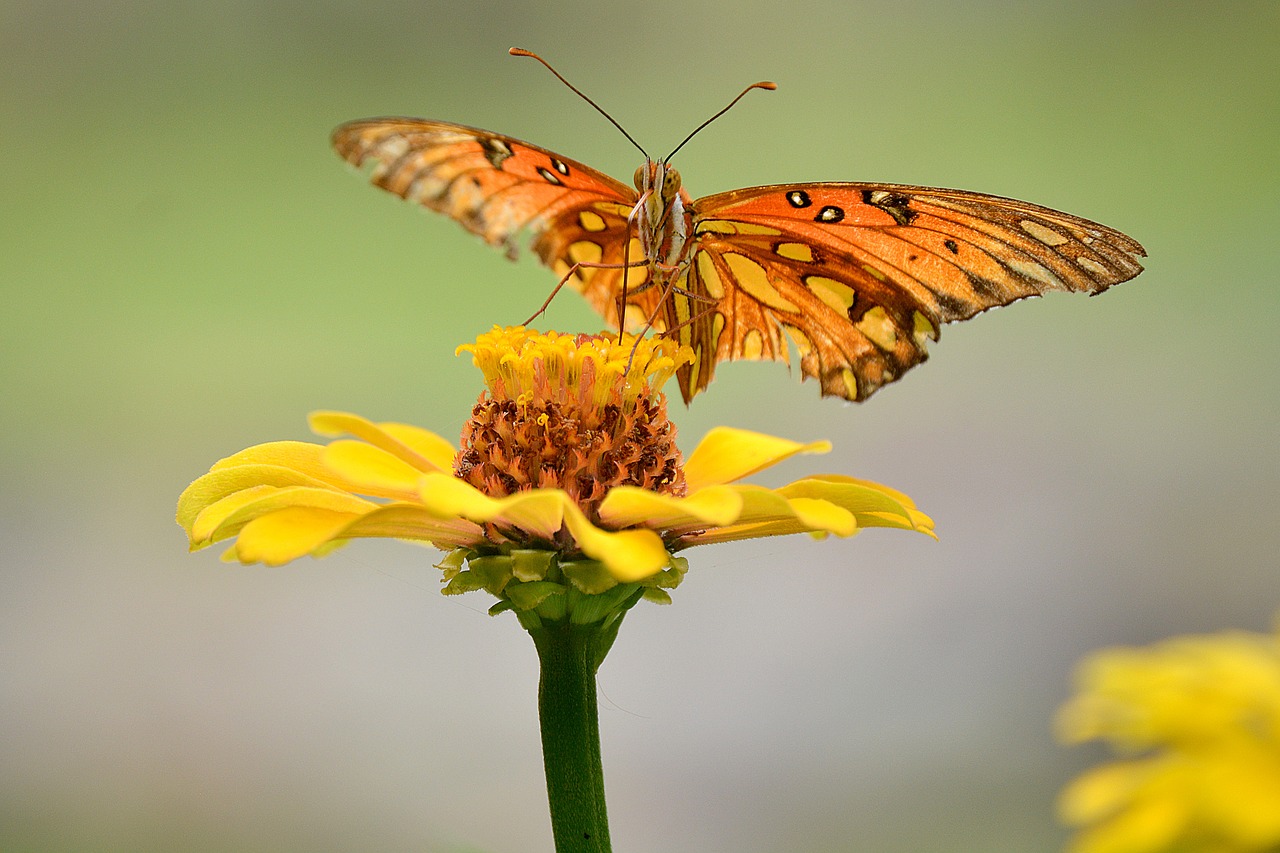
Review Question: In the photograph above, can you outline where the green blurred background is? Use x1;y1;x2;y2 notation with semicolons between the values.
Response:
3;2;1277;851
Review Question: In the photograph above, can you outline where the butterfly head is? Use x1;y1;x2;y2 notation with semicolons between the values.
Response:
637;158;686;202
634;160;683;215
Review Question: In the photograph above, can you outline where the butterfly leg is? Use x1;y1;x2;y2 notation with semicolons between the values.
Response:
635;263;715;335
623;261;717;373
522;258;649;326
615;191;652;343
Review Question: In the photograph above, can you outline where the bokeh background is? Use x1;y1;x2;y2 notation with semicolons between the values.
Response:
3;2;1277;851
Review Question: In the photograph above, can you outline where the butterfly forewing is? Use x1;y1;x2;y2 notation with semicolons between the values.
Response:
682;182;1145;400
332;118;638;261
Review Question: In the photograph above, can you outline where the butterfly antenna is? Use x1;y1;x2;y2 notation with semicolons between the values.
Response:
509;47;649;158
664;81;776;163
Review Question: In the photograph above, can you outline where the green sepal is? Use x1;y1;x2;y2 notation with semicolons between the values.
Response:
644;555;687;590
641;587;673;605
505;580;567;612
442;570;489;596
568;582;642;625
467;554;514;596
511;549;556;582
560;559;619;595
435;548;470;582
488;599;514;617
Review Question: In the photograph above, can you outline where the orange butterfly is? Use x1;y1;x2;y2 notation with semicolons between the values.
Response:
333;48;1145;404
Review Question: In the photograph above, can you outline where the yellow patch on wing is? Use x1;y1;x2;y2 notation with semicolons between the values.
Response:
673;295;692;347
860;264;888;282
782;324;813;357
775;242;813;262
1020;219;1069;246
696;252;726;299
840;368;859;399
724;253;799;312
710;312;726;351
741;329;764;360
624;238;649;288
856;306;898;351
912;311;938;349
1077;256;1109;277
622;303;649;329
805;276;856;314
567;240;603;282
578;210;607;232
594;201;635;218
696;219;783;237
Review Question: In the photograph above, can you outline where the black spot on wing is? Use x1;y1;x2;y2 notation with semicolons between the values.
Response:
480;137;514;169
861;189;917;226
815;205;845;223
786;189;812;208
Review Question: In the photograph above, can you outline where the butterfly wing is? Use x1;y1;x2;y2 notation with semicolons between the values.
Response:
332;118;650;323
680;182;1146;401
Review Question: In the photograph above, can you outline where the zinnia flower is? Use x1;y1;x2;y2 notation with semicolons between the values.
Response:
177;324;935;852
178;326;933;618
1057;621;1280;853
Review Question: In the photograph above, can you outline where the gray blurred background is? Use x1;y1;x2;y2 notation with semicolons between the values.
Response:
3;2;1277;851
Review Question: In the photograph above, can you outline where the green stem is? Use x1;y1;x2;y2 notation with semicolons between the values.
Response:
529;621;613;853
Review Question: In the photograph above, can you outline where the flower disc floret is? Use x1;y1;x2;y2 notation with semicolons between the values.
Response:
457;325;692;411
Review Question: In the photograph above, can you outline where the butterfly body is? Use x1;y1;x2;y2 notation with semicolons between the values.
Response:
333;117;1145;404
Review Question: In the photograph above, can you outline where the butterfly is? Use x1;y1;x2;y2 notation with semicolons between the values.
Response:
332;48;1145;405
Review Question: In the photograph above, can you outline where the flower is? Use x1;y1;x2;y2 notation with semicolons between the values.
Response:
178;326;933;619
1057;621;1280;853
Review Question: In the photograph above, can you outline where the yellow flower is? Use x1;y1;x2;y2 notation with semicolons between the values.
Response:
1057;622;1280;853
178;327;933;617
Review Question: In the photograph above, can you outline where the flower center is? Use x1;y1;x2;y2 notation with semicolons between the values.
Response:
453;327;693;520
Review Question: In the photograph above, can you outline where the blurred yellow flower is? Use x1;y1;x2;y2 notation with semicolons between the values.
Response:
1057;622;1280;853
177;326;933;608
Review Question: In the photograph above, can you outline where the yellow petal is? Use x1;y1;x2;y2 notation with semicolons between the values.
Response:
379;422;459;473
596;485;743;529
209;440;333;478
682;427;830;491
1058;761;1148;824
194;486;379;549
232;506;365;566
418;473;567;540
417;474;669;582
801;473;921;509
321;440;425;500
686;519;830;546
339;503;486;549
177;460;338;532
1198;745;1280;844
672;487;855;546
862;510;937;537
776;477;932;533
1065;794;1186;853
189;484;283;546
560;502;670;582
309;410;455;473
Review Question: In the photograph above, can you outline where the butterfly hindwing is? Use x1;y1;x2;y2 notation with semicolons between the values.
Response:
684;228;937;402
